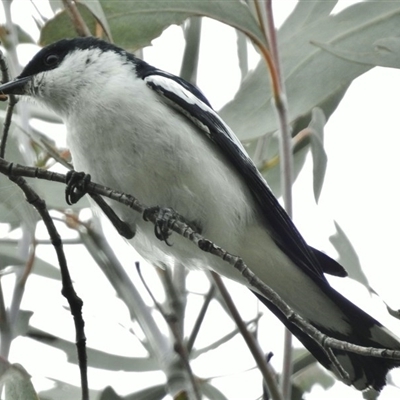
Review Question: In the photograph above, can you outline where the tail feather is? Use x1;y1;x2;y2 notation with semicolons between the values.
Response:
253;287;400;391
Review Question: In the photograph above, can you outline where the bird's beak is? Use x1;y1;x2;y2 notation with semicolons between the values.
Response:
0;76;32;96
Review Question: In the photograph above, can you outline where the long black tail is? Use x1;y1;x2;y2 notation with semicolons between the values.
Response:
253;286;400;391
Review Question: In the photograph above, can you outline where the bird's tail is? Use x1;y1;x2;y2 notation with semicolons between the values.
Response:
254;286;400;391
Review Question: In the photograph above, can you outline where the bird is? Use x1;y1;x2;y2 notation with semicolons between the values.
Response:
1;36;399;392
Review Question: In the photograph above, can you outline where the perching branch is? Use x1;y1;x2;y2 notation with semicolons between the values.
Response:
2;160;400;370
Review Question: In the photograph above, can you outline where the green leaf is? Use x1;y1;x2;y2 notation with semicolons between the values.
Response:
293;362;335;394
14;310;34;338
0;128;38;230
220;2;400;142
26;327;158;371
200;382;229;400
80;0;113;41
279;0;338;38
99;385;167;400
329;221;372;291
40;4;100;46
308;108;327;202
39;379;101;400
313;36;400;69
0;24;35;49
41;0;265;51
0;362;38;400
0;243;61;281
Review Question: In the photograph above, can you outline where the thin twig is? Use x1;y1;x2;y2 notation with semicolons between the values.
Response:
211;272;283;400
262;1;294;397
187;286;215;352
136;262;201;400
6;171;89;400
62;0;91;37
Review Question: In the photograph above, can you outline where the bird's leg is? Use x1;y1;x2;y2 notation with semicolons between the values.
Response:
65;170;135;239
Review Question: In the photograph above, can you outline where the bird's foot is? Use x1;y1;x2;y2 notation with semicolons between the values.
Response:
65;171;91;205
143;206;178;246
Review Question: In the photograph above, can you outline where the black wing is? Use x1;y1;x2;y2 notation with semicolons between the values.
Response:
138;66;346;281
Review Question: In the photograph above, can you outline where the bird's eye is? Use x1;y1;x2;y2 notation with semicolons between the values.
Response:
44;54;60;67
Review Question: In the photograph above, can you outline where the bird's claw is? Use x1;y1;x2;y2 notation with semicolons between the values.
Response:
65;171;91;205
143;206;177;246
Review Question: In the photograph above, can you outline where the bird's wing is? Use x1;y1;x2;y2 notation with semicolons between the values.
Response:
140;69;346;280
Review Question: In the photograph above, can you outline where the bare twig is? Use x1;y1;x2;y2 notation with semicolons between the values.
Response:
186;285;215;352
258;1;294;396
62;0;91;37
136;263;201;400
211;272;283;400
6;171;89;400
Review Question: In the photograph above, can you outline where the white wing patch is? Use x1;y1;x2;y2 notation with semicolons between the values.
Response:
143;74;249;155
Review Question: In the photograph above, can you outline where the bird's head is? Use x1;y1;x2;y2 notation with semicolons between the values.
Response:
0;37;133;117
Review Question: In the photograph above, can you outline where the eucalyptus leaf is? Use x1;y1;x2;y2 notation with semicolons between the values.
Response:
308;108;327;202
0;243;61;280
99;384;167;400
0;24;35;49
329;221;372;291
79;0;113;41
292;362;335;395
26;327;158;371
41;0;265;52
0;362;38;400
220;2;400;141
0;130;38;230
200;382;229;400
279;0;338;38
39;4;100;46
313;36;400;69
39;379;101;400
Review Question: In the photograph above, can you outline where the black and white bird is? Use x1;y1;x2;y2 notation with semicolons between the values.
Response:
1;37;399;391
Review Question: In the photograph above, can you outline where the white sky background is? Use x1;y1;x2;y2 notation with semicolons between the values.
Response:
3;0;400;399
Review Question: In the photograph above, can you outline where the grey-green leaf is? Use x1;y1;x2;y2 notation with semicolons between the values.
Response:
41;0;265;52
329;221;372;291
313;36;400;69
220;2;400;142
308;108;327;202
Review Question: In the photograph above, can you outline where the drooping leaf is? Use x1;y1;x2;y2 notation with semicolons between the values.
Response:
0;243;61;281
200;382;229;400
26;327;158;372
79;0;113;41
329;221;372;291
0;362;38;400
99;385;167;400
220;2;400;141
313;36;400;69
40;0;266;52
39;379;101;400
0;129;38;230
308;108;327;202
40;4;100;46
